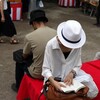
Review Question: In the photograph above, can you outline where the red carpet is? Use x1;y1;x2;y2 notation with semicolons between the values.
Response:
17;60;100;100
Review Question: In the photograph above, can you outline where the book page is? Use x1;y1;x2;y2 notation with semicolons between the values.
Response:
60;79;85;93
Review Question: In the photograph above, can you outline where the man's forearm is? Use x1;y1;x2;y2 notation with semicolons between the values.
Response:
0;0;4;18
48;76;55;85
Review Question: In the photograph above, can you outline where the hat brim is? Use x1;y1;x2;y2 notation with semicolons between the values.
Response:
57;22;86;49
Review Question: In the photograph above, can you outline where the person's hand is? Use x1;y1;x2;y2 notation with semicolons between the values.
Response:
51;80;65;92
1;16;5;22
76;86;89;97
64;72;74;86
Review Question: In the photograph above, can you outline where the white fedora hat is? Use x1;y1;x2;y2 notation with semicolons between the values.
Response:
57;20;86;49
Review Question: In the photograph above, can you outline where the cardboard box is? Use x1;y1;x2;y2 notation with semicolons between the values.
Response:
10;2;22;21
58;0;76;7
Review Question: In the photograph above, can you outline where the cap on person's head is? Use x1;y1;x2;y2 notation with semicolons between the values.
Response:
57;20;86;49
29;9;48;25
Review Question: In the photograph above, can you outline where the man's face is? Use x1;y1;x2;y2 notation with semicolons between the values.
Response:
57;36;72;52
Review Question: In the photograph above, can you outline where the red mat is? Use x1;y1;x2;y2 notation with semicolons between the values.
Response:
17;60;100;100
81;60;100;100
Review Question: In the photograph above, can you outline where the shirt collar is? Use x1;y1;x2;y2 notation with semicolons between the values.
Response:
52;36;60;50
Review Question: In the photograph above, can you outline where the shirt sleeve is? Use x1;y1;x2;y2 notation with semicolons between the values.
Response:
42;44;53;79
23;36;31;55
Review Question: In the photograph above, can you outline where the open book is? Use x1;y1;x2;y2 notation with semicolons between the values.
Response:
60;79;85;93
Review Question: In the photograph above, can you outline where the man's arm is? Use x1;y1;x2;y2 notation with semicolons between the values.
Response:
64;49;82;86
23;36;32;59
48;76;65;91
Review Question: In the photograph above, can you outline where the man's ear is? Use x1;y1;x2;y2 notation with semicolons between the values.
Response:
57;36;62;45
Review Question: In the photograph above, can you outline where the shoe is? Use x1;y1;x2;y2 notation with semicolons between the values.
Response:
11;83;18;92
10;39;19;44
0;39;5;43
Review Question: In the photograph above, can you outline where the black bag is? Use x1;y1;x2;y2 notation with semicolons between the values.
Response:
13;49;24;63
13;49;33;64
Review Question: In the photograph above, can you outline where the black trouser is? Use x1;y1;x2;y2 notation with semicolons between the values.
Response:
75;0;80;7
22;0;30;13
13;49;33;89
96;13;100;24
15;62;25;89
95;6;100;24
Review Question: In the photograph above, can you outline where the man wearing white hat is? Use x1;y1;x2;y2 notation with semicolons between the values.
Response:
42;20;98;99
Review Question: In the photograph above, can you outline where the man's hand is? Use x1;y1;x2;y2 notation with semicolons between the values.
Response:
23;53;29;59
49;76;65;92
1;16;5;22
51;80;65;92
64;72;74;86
76;86;89;97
